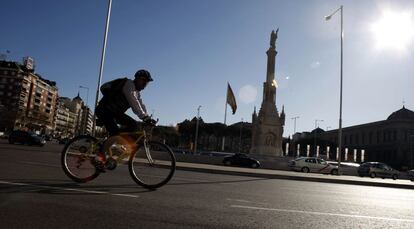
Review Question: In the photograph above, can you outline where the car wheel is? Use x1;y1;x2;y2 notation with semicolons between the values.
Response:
251;163;258;168
358;174;364;177
224;161;231;166
301;167;310;173
410;179;414;182
392;174;398;180
331;169;338;175
370;172;376;178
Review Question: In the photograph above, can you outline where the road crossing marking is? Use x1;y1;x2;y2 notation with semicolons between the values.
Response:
231;205;414;223
0;180;139;198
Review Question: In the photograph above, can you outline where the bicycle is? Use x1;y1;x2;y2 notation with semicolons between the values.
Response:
61;121;176;189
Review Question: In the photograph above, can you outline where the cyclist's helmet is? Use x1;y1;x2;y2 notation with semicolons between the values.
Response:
134;69;153;82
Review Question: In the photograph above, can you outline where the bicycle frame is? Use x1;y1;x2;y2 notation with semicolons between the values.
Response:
98;128;153;164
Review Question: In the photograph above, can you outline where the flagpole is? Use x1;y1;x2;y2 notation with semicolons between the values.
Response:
222;83;228;151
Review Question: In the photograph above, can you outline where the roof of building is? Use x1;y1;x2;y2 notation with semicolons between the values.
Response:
73;92;82;101
0;60;57;87
387;106;414;121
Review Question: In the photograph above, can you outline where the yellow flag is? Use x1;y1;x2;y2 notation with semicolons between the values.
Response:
227;83;237;114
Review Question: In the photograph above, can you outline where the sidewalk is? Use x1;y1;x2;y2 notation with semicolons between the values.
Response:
175;161;414;190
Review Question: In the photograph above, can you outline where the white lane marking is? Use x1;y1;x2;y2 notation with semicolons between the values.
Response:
226;198;266;205
226;198;252;203
0;180;139;198
231;205;414;223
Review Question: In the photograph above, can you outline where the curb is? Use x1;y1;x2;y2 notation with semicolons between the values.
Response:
175;164;414;190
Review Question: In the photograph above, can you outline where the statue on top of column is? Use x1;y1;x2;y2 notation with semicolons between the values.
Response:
270;28;279;48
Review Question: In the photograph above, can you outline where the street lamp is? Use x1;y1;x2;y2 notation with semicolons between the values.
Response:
291;116;299;156
194;105;201;154
79;85;89;106
291;116;300;135
325;5;344;169
410;135;414;169
92;0;113;136
239;118;244;153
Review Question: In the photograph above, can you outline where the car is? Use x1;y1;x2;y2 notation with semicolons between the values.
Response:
357;162;400;180
58;137;70;145
288;157;339;175
8;130;46;146
407;169;414;182
223;153;260;168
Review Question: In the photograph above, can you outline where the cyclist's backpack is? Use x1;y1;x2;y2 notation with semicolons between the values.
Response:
100;77;128;97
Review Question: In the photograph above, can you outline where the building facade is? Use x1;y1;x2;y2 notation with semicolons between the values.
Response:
250;30;285;156
293;106;414;169
0;59;58;134
54;94;93;138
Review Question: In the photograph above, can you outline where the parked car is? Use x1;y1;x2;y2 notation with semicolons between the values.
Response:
407;169;414;182
223;153;260;168
8;130;46;146
288;157;339;175
357;162;400;180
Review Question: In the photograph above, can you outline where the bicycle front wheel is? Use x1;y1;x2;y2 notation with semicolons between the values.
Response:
61;135;100;183
129;141;176;189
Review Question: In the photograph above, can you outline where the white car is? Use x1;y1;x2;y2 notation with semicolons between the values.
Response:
288;157;339;175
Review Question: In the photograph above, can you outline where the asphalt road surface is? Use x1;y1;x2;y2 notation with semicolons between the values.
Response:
1;141;414;229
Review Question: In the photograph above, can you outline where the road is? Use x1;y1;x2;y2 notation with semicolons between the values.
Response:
1;141;414;229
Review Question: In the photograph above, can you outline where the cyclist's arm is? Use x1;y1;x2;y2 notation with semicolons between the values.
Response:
122;80;148;119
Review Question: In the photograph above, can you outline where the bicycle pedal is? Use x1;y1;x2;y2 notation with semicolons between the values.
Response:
105;158;117;171
92;157;106;173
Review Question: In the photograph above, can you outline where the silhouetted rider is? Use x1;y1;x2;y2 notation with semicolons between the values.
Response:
95;69;156;136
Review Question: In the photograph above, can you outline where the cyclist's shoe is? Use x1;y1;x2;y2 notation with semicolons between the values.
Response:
105;157;117;171
93;152;107;173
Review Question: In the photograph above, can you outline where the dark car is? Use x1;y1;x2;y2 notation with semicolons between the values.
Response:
223;153;260;168
408;169;414;182
59;137;70;145
357;162;400;180
8;130;46;146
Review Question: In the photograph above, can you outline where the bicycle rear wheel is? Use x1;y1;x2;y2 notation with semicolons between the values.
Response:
129;141;176;189
61;135;100;183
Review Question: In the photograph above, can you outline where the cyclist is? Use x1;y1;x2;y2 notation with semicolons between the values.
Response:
94;69;156;170
95;69;156;135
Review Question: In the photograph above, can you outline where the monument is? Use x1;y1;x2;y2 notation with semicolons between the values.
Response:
250;29;285;156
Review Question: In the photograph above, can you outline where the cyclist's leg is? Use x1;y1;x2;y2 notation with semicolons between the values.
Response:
114;113;139;133
95;104;120;136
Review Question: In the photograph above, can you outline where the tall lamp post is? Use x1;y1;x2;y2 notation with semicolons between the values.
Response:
291;116;300;156
92;0;113;136
194;105;201;154
291;116;300;135
325;5;344;169
79;85;89;106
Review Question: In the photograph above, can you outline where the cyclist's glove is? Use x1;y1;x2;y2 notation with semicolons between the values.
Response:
143;115;157;126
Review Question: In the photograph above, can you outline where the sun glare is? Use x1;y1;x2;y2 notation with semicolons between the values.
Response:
371;10;414;51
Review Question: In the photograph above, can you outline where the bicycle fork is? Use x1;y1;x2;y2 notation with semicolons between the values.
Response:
143;140;155;165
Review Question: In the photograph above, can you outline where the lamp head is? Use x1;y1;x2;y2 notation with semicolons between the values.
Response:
325;15;332;21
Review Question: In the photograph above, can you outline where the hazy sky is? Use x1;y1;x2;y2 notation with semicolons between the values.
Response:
2;0;414;137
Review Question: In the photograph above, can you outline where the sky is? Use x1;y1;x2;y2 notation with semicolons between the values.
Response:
1;0;414;137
